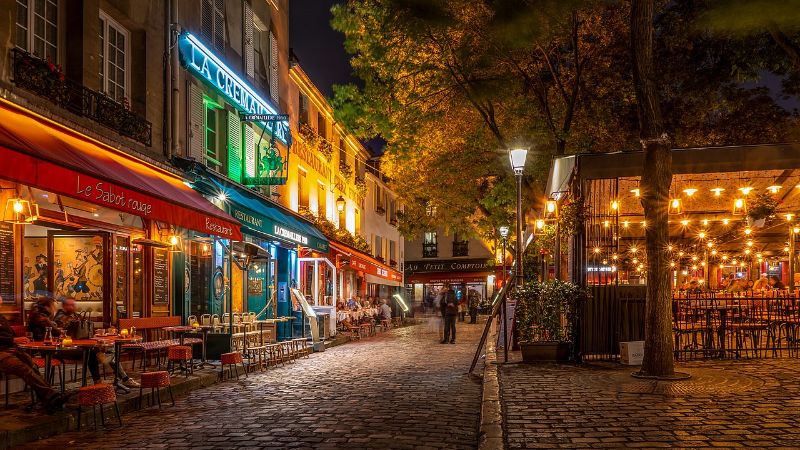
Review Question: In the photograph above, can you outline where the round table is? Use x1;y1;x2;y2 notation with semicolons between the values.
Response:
94;335;142;393
16;341;80;393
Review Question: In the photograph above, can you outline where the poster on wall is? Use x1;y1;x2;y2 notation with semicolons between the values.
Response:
0;222;14;304
22;237;47;301
53;235;104;301
153;248;169;305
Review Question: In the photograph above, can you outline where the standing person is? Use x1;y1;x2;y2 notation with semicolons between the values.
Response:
440;284;458;344
468;290;479;324
380;299;392;321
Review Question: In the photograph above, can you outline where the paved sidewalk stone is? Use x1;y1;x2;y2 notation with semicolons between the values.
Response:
20;318;484;449
500;358;800;449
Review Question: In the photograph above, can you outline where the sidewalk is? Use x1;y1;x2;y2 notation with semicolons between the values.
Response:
498;356;800;448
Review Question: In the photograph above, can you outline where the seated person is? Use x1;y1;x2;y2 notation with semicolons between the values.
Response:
752;273;769;291
55;298;139;388
0;314;70;413
346;296;358;310
769;275;786;290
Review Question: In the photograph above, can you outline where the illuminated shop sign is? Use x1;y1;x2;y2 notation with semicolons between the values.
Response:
178;32;289;145
273;225;308;246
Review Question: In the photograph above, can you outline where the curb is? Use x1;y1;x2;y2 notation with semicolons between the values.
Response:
478;319;504;450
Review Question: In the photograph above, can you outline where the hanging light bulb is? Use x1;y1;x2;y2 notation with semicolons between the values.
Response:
602;259;608;265
786;213;795;222
603;220;610;228
678;251;685;257
698;231;706;239
756;252;762;258
711;187;725;197
744;227;753;235
722;218;730;225
611;265;617;272
707;241;714;248
632;258;639;264
692;265;698;270
680;219;690;226
711;249;717;256
794;226;800;234
746;240;754;247
12;200;23;213
702;219;709;226
745;249;751;255
738;187;754;196
667;244;674;251
610;200;619;211
785;246;790;253
722;254;729;261
631;188;640;197
669;261;676;268
622;220;629;228
683;188;698;197
612;253;618;261
641;220;647;228
630;246;638;254
593;247;601;254
692;255;698;262
732;259;738;265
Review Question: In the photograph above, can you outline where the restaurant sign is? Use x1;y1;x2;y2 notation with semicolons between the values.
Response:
405;258;494;274
178;32;289;145
230;205;326;251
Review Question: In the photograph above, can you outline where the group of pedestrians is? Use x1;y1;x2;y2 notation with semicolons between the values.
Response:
434;283;479;344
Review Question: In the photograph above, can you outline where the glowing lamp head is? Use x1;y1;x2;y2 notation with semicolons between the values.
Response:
593;247;601;254
698;231;706;239
336;195;346;212
786;213;795;222
499;226;510;238
794;226;800;234
535;219;545;230
683;188;698;197
169;235;179;246
744;227;752;235
738;187;754;196
545;200;557;216
631;188;640;197
508;148;528;174
722;218;730;225
12;200;23;213
767;185;782;194
610;200;619;211
711;187;725;197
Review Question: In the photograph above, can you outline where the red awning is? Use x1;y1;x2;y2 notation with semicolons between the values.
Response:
0;100;241;240
329;241;402;283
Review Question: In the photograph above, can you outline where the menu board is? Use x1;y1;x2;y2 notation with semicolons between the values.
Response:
0;222;13;304
153;248;169;305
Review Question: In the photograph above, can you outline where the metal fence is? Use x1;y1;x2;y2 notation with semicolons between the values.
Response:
578;285;646;361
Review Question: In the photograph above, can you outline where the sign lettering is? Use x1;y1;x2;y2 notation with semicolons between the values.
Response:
178;32;289;145
273;225;308;245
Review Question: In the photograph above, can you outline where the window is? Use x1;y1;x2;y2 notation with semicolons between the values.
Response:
298;168;309;209
201;0;225;53
299;93;309;125
374;235;383;260
317;183;327;218
453;234;469;257
16;0;59;62
374;184;385;214
268;30;278;104
389;240;397;264
253;21;268;88
317;113;327;139
423;232;438;258
204;103;221;171
339;138;346;166
99;11;129;102
387;198;396;225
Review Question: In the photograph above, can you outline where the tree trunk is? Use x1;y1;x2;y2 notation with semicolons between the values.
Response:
630;0;675;377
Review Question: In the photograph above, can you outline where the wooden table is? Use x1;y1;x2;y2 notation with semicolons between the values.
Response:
16;341;79;393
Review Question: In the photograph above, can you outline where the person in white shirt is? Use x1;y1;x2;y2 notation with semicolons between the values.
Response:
380;299;392;320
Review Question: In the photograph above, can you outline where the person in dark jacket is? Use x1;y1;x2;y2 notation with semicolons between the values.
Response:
0;314;70;413
440;284;458;344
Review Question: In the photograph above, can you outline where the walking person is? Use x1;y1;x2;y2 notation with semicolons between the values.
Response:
440;284;458;344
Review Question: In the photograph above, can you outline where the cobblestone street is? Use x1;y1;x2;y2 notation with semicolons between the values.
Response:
500;358;800;448
20;319;483;450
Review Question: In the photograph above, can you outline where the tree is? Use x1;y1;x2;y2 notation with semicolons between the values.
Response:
631;0;674;378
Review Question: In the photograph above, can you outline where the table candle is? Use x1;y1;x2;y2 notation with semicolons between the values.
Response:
61;337;73;346
192;322;200;328
120;328;129;336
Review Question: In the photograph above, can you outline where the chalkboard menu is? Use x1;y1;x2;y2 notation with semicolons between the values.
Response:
0;222;13;304
153;248;169;305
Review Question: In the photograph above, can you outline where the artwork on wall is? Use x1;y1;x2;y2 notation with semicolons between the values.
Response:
53;235;104;301
22;237;47;300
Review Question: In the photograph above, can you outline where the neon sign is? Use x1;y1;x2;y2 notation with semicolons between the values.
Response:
178;32;289;145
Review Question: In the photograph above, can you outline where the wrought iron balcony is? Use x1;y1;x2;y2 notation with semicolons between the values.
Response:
422;243;438;258
11;48;152;146
452;240;469;257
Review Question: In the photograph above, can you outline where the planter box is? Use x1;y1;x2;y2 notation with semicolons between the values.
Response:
620;340;644;365
520;341;571;362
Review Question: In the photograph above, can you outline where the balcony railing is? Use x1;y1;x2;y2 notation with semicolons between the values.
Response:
452;240;469;257
423;243;438;258
12;48;152;146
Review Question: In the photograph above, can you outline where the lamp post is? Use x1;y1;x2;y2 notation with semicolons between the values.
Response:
509;148;528;287
499;225;510;363
336;195;346;229
791;226;799;291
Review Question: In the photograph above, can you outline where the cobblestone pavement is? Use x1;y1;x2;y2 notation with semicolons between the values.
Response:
500;358;800;448
21;318;484;450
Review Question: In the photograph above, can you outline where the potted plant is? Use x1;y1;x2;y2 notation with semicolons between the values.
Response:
747;192;779;227
512;280;588;362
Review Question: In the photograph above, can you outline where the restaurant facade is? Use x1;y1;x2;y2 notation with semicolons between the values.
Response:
544;144;800;360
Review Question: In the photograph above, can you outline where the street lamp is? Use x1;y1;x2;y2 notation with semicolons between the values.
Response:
336;195;346;229
498;225;510;363
508;148;528;287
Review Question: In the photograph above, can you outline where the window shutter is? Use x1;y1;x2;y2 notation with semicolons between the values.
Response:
244;125;256;179
213;0;225;52
269;30;279;104
227;110;242;182
188;83;205;162
244;2;254;79
201;0;213;46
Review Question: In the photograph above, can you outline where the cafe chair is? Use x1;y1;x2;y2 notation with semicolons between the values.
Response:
166;346;194;378
137;371;174;409
76;383;122;431
187;315;198;325
200;314;212;326
32;357;65;393
220;352;246;381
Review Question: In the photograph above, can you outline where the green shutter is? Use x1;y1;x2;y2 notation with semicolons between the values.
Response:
227;110;242;182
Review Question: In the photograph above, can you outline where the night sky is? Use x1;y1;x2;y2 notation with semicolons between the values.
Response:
289;0;354;98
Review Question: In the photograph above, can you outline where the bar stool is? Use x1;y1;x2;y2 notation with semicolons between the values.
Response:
77;383;122;430
220;352;246;380
137;371;174;409
166;346;193;378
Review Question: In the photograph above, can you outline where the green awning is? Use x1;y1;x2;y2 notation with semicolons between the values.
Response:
207;178;329;252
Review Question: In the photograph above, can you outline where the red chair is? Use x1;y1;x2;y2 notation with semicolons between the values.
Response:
166;346;193;378
220;352;246;381
77;383;121;430
137;371;174;409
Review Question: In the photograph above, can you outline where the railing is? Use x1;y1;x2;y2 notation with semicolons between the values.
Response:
11;48;152;146
422;243;438;258
452;240;469;257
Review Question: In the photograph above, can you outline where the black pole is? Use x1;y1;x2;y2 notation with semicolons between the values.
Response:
516;173;525;286
502;239;508;363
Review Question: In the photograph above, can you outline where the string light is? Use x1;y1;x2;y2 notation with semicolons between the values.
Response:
711;249;717;256
746;240;754;247
722;255;729;261
612;254;618;261
603;220;610;228
692;265;698;270
667;244;674;251
632;258;639;264
707;241;714;248
745;249;751;255
702;219;709;226
680;219;690;226
698;231;706;239
622;220;629;228
629;246;639;254
610;200;619;211
669;261;675;268
692;255;698;262
593;247;601;254
678;251;685;257
744;227;753;235
722;218;730;225
711;187;725;197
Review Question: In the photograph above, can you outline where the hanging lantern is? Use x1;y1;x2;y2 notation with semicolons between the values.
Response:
3;198;35;224
668;198;682;215
732;198;746;215
534;219;546;235
544;200;558;218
